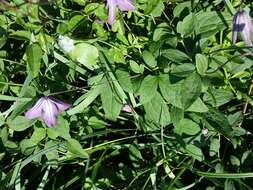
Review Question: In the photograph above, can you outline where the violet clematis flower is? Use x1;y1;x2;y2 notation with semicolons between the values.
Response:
25;97;71;127
107;0;135;25
232;10;253;46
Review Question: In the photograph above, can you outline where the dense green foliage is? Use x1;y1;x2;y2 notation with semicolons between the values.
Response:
1;0;253;189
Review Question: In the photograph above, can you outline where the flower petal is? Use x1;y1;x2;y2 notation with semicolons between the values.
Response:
49;97;71;111
42;99;59;127
107;0;117;25
232;12;240;44
122;104;132;113
241;12;253;46
232;10;253;46
25;97;45;119
116;0;135;11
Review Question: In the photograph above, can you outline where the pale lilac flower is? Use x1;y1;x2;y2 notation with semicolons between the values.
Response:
25;97;71;127
58;35;75;53
122;104;132;113
232;10;253;46
107;0;135;25
202;128;208;137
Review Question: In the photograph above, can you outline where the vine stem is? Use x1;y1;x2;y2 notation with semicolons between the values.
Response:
239;78;253;127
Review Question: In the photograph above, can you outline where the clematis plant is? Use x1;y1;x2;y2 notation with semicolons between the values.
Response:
25;97;71;127
107;0;135;25
232;10;253;46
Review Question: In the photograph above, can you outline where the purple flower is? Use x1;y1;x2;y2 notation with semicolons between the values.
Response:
25;97;71;127
107;0;135;25
232;10;253;46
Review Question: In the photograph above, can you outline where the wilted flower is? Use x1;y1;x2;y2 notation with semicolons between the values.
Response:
58;35;75;53
232;10;253;46
25;97;71;127
107;0;135;25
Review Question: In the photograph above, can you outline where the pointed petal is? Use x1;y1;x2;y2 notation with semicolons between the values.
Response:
107;0;117;25
42;99;59;127
241;12;253;46
232;30;238;45
116;0;135;11
232;12;240;44
232;10;253;46
25;97;45;119
242;27;253;46
122;104;132;113
49;98;71;111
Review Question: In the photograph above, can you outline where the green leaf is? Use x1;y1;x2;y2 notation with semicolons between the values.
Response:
100;78;122;121
0;27;7;48
186;144;204;161
224;179;236;190
1;127;8;143
10;30;31;41
187;98;209;113
173;1;191;17
129;60;144;74
170;106;184;128
196;54;208;75
5;140;18;150
144;92;171;127
139;75;158;104
69;43;99;69
45;141;59;168
181;73;202;109
7;116;34;131
47;116;71;140
230;155;240;166
143;50;157;68
0;95;31;102
67;138;89;158
144;0;164;17
158;74;171;101
68;15;85;32
162;49;190;63
0;115;5;127
84;3;99;13
153;22;171;41
204;107;233;139
195;11;228;38
68;84;102;115
203;89;234;107
162;82;183;108
30;128;46;144
174;118;200;135
73;0;86;6
108;48;125;63
210;138;220;156
88;116;107;129
20;139;36;155
115;70;133;93
26;43;42;78
177;13;197;37
171;63;195;77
